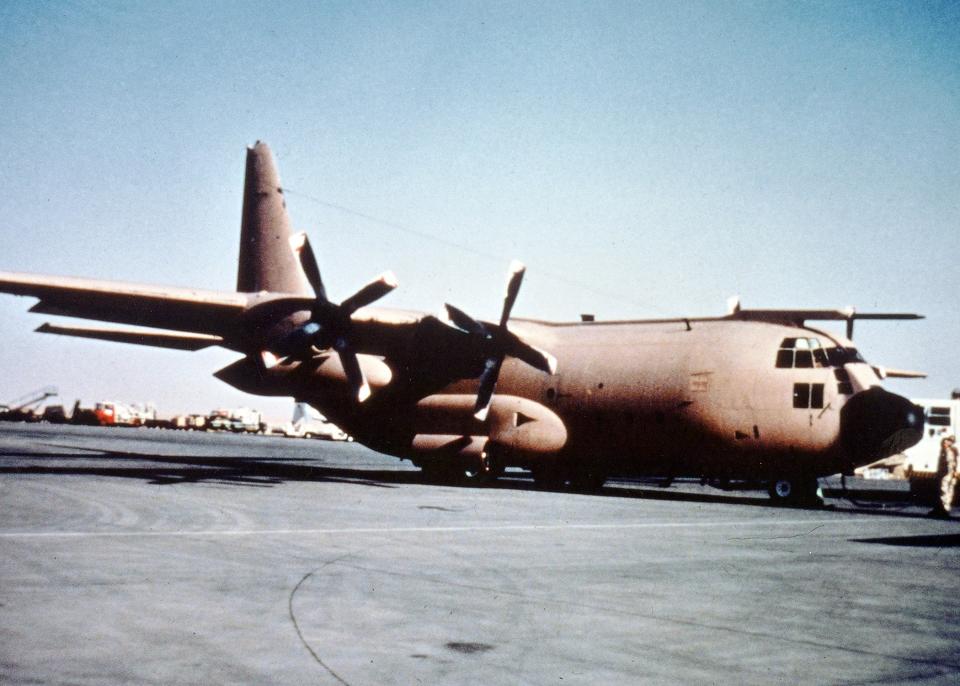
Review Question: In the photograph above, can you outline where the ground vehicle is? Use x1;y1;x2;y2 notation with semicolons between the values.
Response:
171;414;208;430
93;401;138;426
208;407;264;433
901;396;959;502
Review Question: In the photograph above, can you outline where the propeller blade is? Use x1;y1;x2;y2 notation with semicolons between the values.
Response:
335;338;371;402
260;350;282;370
340;271;398;315
444;303;488;336
508;338;558;375
474;355;504;421
291;233;328;302
499;260;525;328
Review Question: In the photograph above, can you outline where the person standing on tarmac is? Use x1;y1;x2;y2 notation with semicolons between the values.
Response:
930;434;958;518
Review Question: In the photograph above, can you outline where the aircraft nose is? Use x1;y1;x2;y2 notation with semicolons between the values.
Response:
839;387;924;466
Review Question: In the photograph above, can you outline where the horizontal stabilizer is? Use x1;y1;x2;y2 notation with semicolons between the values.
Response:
36;323;223;351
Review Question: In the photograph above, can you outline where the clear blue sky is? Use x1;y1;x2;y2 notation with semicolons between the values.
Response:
1;1;957;419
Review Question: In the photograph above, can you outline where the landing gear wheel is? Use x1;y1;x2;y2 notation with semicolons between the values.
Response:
419;463;459;485
768;475;821;506
461;458;495;486
569;468;608;493
531;464;565;490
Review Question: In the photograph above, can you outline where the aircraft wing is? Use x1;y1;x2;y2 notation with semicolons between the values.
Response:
0;271;250;339
0;271;434;356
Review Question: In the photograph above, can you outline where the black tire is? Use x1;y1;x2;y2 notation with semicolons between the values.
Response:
420;462;459;485
569;467;608;492
768;474;821;506
420;454;500;487
531;464;565;490
461;452;502;487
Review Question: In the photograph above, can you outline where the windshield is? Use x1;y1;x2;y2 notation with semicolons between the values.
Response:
826;347;866;366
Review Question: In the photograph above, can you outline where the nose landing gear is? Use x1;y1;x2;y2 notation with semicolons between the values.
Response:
767;473;822;506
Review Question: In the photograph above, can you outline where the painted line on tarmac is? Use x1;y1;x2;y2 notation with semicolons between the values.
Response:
0;518;860;539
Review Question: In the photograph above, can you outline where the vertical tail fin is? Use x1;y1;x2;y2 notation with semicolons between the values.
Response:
236;141;312;295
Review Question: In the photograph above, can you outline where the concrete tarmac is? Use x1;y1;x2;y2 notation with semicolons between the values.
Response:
1;423;957;685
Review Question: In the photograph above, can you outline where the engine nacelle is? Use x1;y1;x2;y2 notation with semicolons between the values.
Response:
411;394;567;464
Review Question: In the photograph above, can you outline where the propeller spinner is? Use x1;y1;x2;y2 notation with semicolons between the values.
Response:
264;233;397;402
445;260;557;421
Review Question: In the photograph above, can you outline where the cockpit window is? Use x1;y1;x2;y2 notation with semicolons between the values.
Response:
777;337;866;370
834;368;853;395
775;337;827;369
826;347;865;366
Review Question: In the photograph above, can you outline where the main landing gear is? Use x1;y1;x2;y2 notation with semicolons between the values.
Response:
419;451;505;487
530;463;608;493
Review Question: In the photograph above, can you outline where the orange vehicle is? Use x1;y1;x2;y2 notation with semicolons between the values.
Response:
93;401;136;427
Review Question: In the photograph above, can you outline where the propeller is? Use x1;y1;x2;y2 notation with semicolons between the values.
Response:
445;260;557;421
264;233;397;402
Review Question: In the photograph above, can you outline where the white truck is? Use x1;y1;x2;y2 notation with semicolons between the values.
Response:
900;396;959;502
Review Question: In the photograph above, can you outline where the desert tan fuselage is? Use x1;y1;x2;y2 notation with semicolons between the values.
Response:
226;311;896;484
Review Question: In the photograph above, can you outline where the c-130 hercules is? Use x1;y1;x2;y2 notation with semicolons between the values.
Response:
0;142;925;504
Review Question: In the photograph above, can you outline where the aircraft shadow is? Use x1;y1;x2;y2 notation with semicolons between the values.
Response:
0;443;940;519
850;533;960;547
485;476;941;519
0;445;420;489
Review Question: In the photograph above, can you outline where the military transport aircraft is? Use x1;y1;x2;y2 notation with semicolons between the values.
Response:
0;142;925;504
